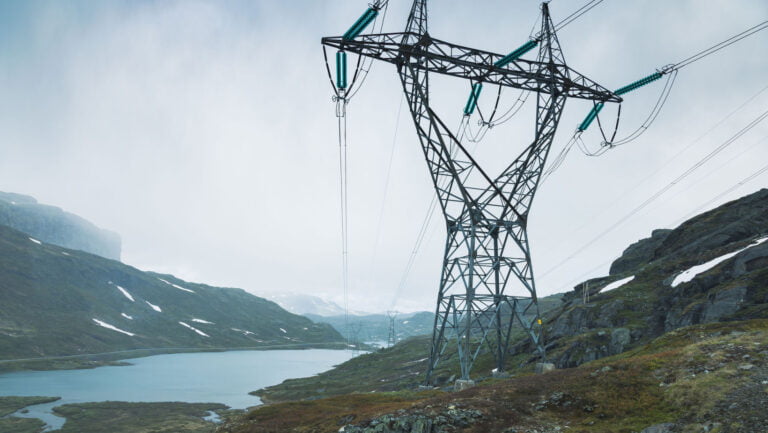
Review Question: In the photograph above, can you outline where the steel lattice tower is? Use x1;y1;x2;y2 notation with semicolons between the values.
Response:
386;310;398;347
322;1;620;382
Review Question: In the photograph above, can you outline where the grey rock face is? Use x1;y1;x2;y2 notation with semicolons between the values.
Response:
594;300;625;328
453;379;475;391
0;191;121;260
654;189;768;261
640;423;675;433
732;242;768;277
535;362;556;374
341;407;482;433
555;331;612;368
701;286;747;323
609;328;631;354
524;190;768;371
610;229;672;275
549;305;589;339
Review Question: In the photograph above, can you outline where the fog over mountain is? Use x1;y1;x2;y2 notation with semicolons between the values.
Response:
1;0;766;313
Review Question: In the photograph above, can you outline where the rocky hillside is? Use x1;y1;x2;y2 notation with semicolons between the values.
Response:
0;191;121;260
539;188;768;369
0;223;342;363
221;319;768;433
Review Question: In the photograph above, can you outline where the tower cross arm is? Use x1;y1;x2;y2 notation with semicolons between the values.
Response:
322;32;621;103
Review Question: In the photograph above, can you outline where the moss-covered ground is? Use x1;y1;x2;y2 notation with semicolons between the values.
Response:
52;401;229;433
224;319;768;433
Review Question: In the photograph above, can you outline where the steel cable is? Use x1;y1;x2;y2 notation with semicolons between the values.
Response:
540;107;768;279
672;20;768;70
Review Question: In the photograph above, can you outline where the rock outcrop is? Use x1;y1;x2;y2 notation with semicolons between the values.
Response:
538;189;768;368
609;229;672;275
340;406;483;433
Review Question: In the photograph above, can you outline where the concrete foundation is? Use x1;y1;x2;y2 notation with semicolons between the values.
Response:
453;379;476;391
535;362;556;374
491;369;510;379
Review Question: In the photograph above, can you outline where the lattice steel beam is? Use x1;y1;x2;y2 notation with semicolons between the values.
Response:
321;1;619;384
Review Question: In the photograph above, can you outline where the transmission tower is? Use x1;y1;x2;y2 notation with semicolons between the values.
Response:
349;322;363;355
323;1;620;383
386;310;398;348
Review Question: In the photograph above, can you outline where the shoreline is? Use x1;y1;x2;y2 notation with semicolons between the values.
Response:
0;342;350;374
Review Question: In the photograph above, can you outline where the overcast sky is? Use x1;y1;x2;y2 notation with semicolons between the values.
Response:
1;0;767;313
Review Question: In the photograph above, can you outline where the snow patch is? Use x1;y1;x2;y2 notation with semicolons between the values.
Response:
145;301;162;312
179;321;209;337
121;313;133;320
93;318;134;336
28;237;42;245
672;237;768;287
601;275;636;293
112;284;135;302
279;328;287;333
61;251;70;256
231;328;255;336
192;318;214;324
157;278;195;293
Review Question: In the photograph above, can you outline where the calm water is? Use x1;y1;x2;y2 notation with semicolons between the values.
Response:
0;349;355;430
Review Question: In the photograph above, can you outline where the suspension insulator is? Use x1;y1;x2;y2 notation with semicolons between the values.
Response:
342;7;379;41
494;40;539;68
577;102;604;132
614;72;663;96
463;83;483;116
336;51;347;89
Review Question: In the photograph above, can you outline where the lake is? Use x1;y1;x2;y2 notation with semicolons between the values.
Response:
0;349;356;430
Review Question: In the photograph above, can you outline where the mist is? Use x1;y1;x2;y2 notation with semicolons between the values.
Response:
1;0;767;313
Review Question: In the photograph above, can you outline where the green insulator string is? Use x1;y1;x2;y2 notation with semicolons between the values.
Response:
463;83;483;116
577;102;605;132
614;72;664;96
494;40;539;68
336;51;348;90
343;7;379;40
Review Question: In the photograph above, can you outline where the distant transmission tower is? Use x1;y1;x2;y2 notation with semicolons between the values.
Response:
386;310;398;348
323;1;620;383
349;322;363;355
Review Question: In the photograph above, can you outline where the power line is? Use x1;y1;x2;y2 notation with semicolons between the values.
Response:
544;82;768;237
675;161;768;225
554;0;604;32
531;0;606;39
540;107;768;279
643;134;768;216
368;95;404;280
563;20;768;160
673;20;768;70
549;160;768;293
336;111;351;347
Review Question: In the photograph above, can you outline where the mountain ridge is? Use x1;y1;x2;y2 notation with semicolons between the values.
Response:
0;191;121;260
0;223;343;363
